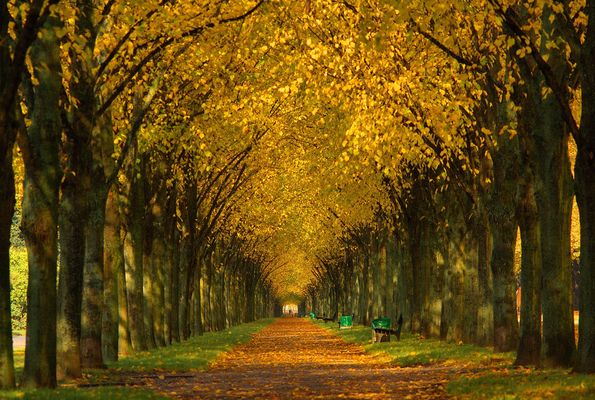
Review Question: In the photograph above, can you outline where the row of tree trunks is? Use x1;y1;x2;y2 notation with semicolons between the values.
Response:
308;179;512;349
0;1;274;389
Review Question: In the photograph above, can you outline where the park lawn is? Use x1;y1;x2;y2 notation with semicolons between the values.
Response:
3;318;275;399
313;319;512;367
104;318;275;373
449;368;595;399
0;387;166;400
314;319;595;399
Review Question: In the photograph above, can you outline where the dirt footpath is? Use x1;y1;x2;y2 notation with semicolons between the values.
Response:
147;318;451;399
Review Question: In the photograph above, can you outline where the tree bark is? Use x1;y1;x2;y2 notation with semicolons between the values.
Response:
488;134;520;352
150;179;167;346
533;94;575;367
574;3;595;372
124;158;147;351
515;139;543;366
57;167;86;379
0;147;16;389
117;222;132;355
21;18;62;387
103;187;122;362
80;185;107;368
491;219;519;352
0;15;16;390
178;237;190;340
170;226;181;343
444;198;479;343
142;169;157;348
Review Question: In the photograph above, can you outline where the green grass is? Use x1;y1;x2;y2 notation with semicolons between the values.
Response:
313;319;513;367
449;369;595;399
14;349;24;377
6;318;275;399
313;319;595;399
106;318;275;373
0;387;167;400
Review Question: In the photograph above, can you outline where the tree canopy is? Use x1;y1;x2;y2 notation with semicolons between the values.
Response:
1;0;595;390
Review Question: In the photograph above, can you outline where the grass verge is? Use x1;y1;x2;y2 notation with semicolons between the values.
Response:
3;318;275;399
106;318;275;373
312;319;512;367
312;318;595;399
448;368;595;399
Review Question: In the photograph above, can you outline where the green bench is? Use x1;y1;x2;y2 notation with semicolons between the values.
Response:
371;314;403;343
339;314;353;329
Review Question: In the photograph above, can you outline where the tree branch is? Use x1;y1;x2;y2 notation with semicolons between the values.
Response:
409;18;475;67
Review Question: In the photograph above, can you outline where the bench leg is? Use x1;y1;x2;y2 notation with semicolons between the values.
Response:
372;330;390;343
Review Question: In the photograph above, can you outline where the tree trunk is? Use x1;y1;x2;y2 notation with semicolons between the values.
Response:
21;19;62;387
203;256;212;331
151;178;167;346
124;162;147;351
487;132;520;352
178;238;190;340
198;262;205;336
407;213;425;334
574;144;595;372
81;186;107;368
102;187;122;362
245;277;256;323
476;208;494;347
491;219;519;352
491;220;519;352
515;161;542;367
420;222;441;338
57;176;86;378
161;233;171;344
444;199;479;344
142;252;156;348
142;171;156;349
117;222;132;355
361;250;370;325
152;233;166;347
533;96;575;367
194;256;204;336
0;147;15;389
170;228;180;343
574;7;595;372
